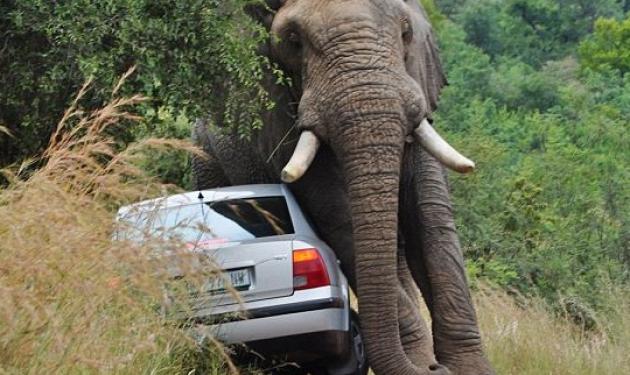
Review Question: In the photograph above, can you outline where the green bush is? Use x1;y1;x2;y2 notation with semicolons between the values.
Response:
0;0;270;171
580;16;630;74
446;0;625;66
433;1;629;310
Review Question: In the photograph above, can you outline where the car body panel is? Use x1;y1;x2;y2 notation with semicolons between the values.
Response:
194;307;348;344
189;238;294;306
116;184;353;362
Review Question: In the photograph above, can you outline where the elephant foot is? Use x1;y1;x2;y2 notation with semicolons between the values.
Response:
440;352;495;375
369;360;451;375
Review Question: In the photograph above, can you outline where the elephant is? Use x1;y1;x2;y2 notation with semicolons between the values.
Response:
191;1;495;374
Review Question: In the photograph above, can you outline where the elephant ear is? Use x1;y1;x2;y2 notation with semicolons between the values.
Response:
405;1;447;114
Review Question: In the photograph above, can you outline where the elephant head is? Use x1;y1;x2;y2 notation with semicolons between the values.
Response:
275;1;474;181
244;1;489;374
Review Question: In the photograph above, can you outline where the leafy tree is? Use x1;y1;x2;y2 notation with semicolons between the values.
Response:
579;16;630;74
420;0;447;26
448;0;624;66
488;57;562;111
0;0;270;170
432;0;629;311
453;0;506;59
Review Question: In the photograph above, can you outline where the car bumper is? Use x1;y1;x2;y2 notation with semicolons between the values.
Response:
189;286;350;350
198;305;347;343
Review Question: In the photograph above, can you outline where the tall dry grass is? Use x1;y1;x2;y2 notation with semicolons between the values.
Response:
0;75;237;374
0;125;11;137
363;284;629;375
475;286;629;375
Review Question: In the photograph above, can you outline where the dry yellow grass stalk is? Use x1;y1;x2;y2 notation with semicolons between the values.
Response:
0;124;12;137
0;73;236;374
360;286;629;375
475;286;629;375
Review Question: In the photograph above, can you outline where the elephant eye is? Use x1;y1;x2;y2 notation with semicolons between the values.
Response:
401;19;412;42
287;31;301;47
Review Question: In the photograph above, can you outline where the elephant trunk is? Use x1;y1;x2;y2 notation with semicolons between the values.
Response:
343;134;407;374
330;90;430;375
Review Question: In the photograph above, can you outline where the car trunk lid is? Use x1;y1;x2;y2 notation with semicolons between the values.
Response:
189;236;295;307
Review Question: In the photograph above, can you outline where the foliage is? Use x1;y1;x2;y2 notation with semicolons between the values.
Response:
431;2;629;310
0;0;270;170
443;0;626;66
132;106;197;189
419;0;447;27
579;16;630;74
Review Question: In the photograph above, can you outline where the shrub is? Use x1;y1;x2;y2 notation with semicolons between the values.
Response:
579;16;630;74
0;0;269;169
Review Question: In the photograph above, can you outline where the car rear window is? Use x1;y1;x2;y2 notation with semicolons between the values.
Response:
119;196;294;244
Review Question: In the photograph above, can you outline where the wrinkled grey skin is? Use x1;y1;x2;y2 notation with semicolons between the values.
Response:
192;1;494;374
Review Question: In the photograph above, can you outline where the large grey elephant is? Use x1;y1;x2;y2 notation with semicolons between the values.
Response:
192;1;494;374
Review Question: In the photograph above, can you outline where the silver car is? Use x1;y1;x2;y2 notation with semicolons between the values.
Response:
116;184;367;375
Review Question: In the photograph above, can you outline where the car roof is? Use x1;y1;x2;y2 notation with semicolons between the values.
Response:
117;184;287;217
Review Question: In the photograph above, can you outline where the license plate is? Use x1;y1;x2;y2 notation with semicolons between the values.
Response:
203;268;251;293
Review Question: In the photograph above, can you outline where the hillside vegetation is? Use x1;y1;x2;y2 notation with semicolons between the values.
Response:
0;0;628;373
426;0;629;313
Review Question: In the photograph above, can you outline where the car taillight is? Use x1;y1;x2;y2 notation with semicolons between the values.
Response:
292;248;330;290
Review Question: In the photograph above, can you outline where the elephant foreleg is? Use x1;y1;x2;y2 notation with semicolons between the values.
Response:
397;235;440;370
411;147;494;375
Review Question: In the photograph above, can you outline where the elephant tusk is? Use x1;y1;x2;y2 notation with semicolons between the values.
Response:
414;119;475;173
281;131;320;183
